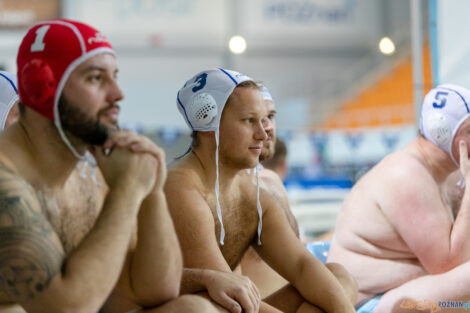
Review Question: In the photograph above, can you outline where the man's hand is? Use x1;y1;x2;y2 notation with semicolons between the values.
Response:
93;131;157;199
101;130;167;192
203;270;261;313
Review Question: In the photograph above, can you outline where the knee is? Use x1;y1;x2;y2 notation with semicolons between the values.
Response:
326;262;354;283
325;263;358;296
175;295;219;313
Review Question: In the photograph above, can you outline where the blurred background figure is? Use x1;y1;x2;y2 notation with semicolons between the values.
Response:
262;137;288;180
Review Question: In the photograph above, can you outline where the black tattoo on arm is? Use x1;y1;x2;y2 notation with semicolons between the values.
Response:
0;166;64;301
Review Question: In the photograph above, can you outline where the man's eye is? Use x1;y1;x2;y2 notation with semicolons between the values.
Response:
89;75;101;81
268;114;275;120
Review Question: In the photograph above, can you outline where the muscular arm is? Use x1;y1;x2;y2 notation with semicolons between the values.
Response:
97;131;183;309
260;169;299;237
0;166;144;313
254;191;355;313
128;190;182;307
165;172;261;313
165;173;233;288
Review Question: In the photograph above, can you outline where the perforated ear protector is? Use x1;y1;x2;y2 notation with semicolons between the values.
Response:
17;19;114;120
16;19;115;184
20;58;56;112
189;92;218;127
427;112;452;146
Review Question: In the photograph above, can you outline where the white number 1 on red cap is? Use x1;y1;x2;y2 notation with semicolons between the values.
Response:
31;25;51;52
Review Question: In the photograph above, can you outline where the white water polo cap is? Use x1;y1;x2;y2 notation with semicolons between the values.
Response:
176;68;264;246
0;71;18;130
420;84;470;164
177;68;252;131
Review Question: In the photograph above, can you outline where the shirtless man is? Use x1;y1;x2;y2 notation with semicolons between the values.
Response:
328;84;470;313
258;85;299;236
240;84;300;298
166;68;357;313
0;71;20;129
0;19;215;313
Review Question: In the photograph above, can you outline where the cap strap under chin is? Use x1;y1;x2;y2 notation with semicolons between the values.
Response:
255;165;263;245
215;128;225;245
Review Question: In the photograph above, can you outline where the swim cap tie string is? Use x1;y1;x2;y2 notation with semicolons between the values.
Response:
214;128;225;245
255;165;263;245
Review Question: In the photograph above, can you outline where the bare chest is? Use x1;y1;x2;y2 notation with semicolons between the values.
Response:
35;181;102;256
207;194;260;269
337;186;413;258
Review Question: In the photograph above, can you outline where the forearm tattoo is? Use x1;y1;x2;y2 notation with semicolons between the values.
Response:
0;165;64;300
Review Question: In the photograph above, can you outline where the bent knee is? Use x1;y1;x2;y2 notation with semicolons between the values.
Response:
174;295;219;313
325;262;347;274
326;262;352;280
325;263;358;292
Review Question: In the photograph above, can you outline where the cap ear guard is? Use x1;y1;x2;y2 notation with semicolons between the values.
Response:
20;58;56;110
188;92;218;128
427;112;452;146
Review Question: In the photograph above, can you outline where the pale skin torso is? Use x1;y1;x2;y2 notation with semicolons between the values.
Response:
328;142;436;305
327;137;470;308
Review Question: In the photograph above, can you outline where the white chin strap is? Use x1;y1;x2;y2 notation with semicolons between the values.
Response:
214;128;225;245
55;115;101;187
75;152;101;186
254;165;263;245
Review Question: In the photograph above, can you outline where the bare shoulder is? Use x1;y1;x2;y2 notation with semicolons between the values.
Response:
259;169;299;236
165;158;212;220
259;169;289;210
369;149;440;215
260;168;279;180
260;169;285;194
164;159;219;260
0;162;64;302
343;148;436;216
376;149;434;188
166;158;206;194
260;168;282;185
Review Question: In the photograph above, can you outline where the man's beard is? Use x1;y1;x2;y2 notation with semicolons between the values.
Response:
59;96;116;146
260;140;275;161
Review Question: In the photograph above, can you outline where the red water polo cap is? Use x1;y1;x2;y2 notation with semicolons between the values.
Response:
17;19;114;120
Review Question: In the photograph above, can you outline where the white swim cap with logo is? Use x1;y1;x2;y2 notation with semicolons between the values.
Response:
177;68;263;246
0;71;18;130
420;84;470;165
